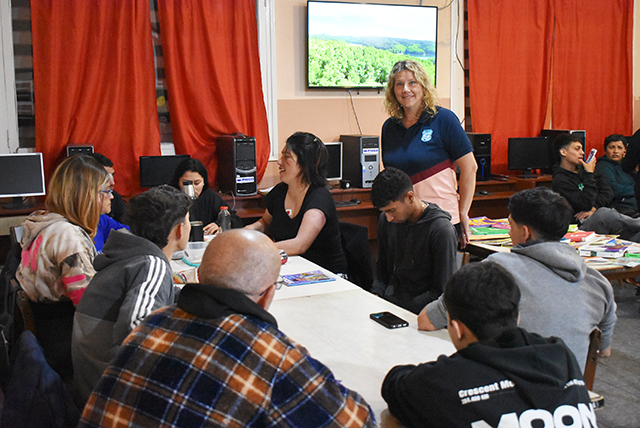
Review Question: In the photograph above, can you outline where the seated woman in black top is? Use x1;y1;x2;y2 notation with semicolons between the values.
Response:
171;158;242;235
246;132;347;274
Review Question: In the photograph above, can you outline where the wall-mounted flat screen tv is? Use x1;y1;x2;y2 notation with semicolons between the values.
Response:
307;1;437;89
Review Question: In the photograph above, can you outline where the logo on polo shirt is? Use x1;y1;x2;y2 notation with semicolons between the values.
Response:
421;129;433;142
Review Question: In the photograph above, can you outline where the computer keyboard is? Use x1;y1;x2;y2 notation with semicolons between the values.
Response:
335;198;361;207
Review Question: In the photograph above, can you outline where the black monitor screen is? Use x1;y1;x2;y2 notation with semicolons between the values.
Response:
0;153;46;198
540;129;586;150
324;142;342;181
508;137;551;175
139;155;190;188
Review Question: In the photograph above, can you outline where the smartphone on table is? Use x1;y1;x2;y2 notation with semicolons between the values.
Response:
370;311;409;329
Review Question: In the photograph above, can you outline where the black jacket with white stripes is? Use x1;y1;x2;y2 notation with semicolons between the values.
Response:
72;229;177;405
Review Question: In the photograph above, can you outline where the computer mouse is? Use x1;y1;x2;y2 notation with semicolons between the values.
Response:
479;190;489;195
352;198;361;204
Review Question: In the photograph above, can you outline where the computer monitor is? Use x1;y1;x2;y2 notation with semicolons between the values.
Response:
139;154;190;188
540;129;586;150
0;152;46;210
508;137;552;178
324;142;342;182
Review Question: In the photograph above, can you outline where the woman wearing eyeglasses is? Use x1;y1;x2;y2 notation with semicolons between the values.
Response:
16;154;110;379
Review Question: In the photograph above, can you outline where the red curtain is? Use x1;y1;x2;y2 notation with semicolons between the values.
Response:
156;0;271;188
468;0;554;174
31;1;160;197
552;0;633;151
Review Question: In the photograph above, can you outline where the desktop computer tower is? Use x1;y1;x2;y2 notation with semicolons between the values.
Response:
216;134;257;196
466;133;491;181
340;135;380;188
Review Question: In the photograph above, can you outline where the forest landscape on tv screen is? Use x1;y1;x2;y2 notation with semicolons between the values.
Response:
307;1;438;89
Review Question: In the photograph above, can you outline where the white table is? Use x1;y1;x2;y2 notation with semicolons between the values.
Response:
170;254;456;425
171;252;359;297
269;257;456;426
275;255;359;300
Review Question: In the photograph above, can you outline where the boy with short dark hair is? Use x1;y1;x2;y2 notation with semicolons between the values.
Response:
370;167;457;314
383;262;596;428
72;185;191;404
421;187;617;372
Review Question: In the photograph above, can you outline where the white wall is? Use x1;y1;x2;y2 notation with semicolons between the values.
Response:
0;0;18;154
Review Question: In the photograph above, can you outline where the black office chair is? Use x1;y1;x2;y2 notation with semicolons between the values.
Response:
338;222;373;291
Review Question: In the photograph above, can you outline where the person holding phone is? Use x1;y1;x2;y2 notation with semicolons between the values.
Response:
552;132;640;241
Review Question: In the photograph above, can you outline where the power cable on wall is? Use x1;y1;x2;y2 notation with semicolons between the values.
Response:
347;90;363;135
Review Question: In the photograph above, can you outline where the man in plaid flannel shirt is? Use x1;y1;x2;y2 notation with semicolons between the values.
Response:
79;229;375;427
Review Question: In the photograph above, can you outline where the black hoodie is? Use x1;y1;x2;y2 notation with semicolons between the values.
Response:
371;202;458;314
382;328;596;428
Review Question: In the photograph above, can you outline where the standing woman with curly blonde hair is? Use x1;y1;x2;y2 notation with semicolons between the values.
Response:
17;154;110;379
382;60;477;247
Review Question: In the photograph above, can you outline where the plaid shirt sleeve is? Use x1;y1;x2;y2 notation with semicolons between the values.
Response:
269;341;376;427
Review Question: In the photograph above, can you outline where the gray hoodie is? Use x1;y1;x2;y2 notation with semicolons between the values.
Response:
426;241;617;372
72;229;177;404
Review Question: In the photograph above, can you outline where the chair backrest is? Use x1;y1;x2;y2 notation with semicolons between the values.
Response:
10;278;36;335
338;222;373;291
9;226;23;246
583;328;602;391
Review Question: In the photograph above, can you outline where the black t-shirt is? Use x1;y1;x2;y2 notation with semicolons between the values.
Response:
265;183;347;274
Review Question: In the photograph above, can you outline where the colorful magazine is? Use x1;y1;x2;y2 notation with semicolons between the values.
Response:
281;270;336;286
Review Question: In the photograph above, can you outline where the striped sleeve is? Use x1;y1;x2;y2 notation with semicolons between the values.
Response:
129;256;168;330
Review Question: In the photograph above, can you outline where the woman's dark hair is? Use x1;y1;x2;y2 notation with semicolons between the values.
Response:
170;158;209;192
604;134;627;151
286;132;329;187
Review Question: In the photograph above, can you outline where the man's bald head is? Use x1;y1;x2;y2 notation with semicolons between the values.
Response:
198;229;281;297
